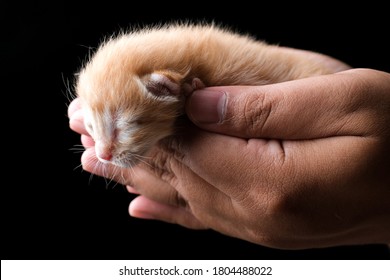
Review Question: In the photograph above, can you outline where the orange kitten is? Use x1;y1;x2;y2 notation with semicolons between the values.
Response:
75;23;348;168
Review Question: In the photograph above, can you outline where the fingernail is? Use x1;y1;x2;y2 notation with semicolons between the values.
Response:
187;90;226;124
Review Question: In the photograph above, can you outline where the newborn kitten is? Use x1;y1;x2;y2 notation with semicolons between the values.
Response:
75;23;344;168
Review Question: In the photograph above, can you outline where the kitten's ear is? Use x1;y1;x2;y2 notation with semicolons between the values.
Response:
143;70;184;97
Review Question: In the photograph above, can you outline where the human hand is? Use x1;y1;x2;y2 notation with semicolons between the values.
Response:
68;68;390;249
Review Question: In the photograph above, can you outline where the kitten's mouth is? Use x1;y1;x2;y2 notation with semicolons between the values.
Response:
96;158;139;169
111;151;148;168
95;154;140;168
112;159;139;168
96;157;112;165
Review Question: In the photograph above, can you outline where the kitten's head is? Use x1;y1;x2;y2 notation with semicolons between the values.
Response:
76;65;185;168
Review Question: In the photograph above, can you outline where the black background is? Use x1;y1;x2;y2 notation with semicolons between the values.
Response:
3;2;390;260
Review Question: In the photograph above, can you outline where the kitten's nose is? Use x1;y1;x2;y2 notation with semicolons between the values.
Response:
96;142;113;163
97;151;112;162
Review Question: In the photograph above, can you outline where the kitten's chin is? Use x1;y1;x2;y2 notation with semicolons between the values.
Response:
111;160;139;169
111;156;145;169
95;156;140;168
102;146;155;168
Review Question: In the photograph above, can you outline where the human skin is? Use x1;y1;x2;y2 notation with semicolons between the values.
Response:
69;68;390;249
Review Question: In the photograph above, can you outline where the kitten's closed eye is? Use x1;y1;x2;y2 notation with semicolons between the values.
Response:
86;123;93;132
132;119;145;125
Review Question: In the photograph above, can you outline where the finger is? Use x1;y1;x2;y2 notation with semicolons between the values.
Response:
81;135;94;148
69;109;89;135
120;144;251;233
186;69;385;139
171;123;380;204
168;129;287;196
129;196;207;229
126;164;189;207
80;147;186;206
67;97;82;118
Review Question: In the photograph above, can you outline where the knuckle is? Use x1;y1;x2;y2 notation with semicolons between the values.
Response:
148;136;184;185
261;183;332;245
236;92;275;136
263;177;309;223
236;185;299;248
172;190;188;208
138;135;192;208
150;149;176;182
339;69;390;135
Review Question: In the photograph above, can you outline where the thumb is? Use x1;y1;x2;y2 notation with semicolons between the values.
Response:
185;69;379;139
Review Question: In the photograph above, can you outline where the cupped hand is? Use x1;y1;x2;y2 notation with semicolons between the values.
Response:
68;68;390;249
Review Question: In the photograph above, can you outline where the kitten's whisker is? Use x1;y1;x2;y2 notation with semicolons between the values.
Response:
69;146;85;149
103;165;123;189
122;156;146;183
127;165;141;186
109;166;121;189
120;167;127;184
131;153;153;168
69;146;86;154
61;72;77;105
87;153;103;185
73;162;83;171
